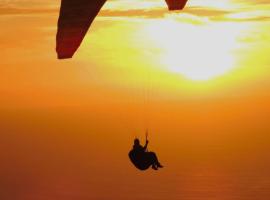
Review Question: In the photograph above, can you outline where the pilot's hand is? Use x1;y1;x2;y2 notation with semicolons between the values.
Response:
146;140;149;143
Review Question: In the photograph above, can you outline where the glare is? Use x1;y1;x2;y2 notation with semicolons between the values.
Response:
143;15;246;81
104;0;240;11
188;0;239;10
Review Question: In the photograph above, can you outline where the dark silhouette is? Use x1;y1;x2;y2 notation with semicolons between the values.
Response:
165;0;188;10
56;0;106;59
56;0;189;59
129;138;163;171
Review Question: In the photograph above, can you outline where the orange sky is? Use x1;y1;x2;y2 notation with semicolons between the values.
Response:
1;1;270;200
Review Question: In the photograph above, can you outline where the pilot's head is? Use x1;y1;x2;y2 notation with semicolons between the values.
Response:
134;138;140;146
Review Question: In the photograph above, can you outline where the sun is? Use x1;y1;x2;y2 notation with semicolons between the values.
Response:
143;15;244;81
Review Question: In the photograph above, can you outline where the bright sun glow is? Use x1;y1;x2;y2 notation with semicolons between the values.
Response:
104;0;239;11
143;15;247;81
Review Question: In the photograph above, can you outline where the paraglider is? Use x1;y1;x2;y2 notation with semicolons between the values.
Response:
128;131;163;171
56;0;189;59
165;0;188;10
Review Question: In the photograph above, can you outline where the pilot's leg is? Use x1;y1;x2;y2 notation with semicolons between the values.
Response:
148;152;163;169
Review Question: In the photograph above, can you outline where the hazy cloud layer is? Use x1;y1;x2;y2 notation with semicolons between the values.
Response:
0;0;269;22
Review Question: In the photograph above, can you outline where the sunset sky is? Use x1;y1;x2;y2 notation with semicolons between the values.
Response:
1;0;270;199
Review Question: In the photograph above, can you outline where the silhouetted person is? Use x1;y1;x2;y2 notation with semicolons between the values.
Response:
129;138;163;171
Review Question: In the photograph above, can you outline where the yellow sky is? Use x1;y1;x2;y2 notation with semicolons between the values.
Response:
1;0;270;200
1;0;270;103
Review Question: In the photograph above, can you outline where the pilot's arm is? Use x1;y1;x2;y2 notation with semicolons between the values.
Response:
143;140;149;151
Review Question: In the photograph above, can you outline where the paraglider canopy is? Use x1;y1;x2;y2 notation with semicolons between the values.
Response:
165;0;188;10
56;0;189;59
56;0;107;59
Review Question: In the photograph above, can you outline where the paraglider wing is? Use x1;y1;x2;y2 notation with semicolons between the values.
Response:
56;0;188;59
56;0;107;59
165;0;188;10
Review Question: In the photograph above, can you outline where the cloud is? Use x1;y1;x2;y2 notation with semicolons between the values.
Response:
0;0;269;23
0;0;57;15
98;7;231;19
0;7;57;15
232;0;270;5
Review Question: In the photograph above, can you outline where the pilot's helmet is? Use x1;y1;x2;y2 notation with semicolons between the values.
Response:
134;138;140;145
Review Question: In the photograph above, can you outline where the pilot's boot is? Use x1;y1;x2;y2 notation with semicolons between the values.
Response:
157;163;163;168
152;165;158;170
